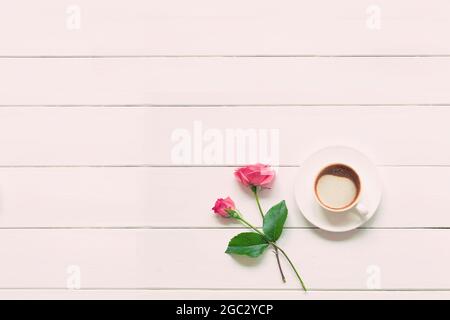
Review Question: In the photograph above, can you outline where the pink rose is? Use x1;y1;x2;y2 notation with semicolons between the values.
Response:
234;164;275;188
212;197;236;218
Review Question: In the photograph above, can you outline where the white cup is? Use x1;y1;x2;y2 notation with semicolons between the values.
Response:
313;163;368;216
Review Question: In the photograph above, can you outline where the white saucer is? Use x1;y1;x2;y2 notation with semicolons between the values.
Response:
294;146;382;232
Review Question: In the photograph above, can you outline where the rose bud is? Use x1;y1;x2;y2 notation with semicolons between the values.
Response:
212;197;237;218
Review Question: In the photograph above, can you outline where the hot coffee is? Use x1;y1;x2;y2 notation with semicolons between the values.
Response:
314;164;361;212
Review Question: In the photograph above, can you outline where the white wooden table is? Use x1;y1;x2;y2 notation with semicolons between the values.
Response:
0;0;450;299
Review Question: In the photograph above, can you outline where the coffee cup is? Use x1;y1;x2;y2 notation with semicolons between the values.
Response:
313;163;368;216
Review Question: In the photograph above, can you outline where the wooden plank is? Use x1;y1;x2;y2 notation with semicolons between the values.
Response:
1;58;450;105
0;107;449;166
1;1;450;55
0;289;448;300
0;229;448;289
0;166;448;228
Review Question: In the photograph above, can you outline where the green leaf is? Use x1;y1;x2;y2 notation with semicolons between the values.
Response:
263;200;288;241
225;232;269;257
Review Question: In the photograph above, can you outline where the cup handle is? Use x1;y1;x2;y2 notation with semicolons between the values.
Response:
356;203;369;216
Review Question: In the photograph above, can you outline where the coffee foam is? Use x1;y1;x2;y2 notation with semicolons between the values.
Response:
316;175;357;209
314;164;360;210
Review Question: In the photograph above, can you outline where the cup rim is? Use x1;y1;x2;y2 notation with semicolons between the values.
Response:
313;163;362;213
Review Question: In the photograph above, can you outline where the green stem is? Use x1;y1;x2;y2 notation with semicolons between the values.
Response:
252;187;265;220
236;215;265;238
271;244;307;291
251;189;286;283
236;215;307;291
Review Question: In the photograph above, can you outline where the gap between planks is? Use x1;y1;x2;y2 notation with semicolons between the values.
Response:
0;104;450;107
0;288;449;292
0;164;447;168
3;55;450;58
0;227;449;230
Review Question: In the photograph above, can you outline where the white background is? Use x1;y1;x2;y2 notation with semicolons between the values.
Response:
0;0;450;299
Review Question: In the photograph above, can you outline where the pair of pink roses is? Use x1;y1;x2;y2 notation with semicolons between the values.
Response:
213;164;274;218
212;164;306;291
